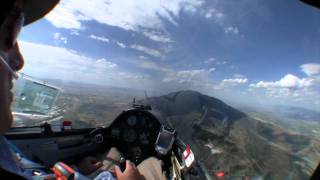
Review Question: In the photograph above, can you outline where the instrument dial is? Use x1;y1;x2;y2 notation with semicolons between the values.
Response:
139;132;149;144
140;116;147;126
127;115;137;126
123;129;137;143
111;128;121;138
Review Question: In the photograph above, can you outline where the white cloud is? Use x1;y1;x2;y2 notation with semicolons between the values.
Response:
18;41;150;88
156;62;217;90
135;60;170;72
183;4;197;13
176;69;206;79
224;26;239;35
134;60;217;91
183;0;204;13
94;58;117;69
300;63;320;76
204;57;216;64
263;87;319;103
249;74;316;89
45;1;88;29
248;74;319;107
215;78;248;89
233;74;246;78
216;61;227;65
133;61;216;93
223;78;248;84
45;0;204;31
89;34;110;43
205;9;214;19
88;35;127;49
130;44;163;58
209;67;216;73
204;57;227;65
199;7;241;38
204;8;224;19
216;13;224;19
139;56;146;59
143;31;173;43
115;41;126;48
53;33;68;44
163;69;205;82
70;30;80;36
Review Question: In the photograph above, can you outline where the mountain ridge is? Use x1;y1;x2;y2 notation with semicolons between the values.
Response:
141;90;245;125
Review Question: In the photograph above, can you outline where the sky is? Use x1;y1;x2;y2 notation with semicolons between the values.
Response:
17;0;320;110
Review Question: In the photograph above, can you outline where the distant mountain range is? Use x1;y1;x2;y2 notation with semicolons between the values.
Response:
140;90;317;179
273;105;320;122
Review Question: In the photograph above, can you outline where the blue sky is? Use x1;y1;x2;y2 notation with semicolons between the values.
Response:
17;0;320;110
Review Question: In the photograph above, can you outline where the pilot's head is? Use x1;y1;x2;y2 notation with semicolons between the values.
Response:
0;0;59;135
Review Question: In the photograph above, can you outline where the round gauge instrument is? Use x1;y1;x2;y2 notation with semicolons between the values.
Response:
139;132;149;144
123;129;137;143
111;128;121;138
141;116;151;126
127;115;137;126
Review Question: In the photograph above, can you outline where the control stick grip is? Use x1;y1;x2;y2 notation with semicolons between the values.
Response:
119;157;126;172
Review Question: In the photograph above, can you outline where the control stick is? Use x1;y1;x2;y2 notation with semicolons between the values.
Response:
119;157;126;172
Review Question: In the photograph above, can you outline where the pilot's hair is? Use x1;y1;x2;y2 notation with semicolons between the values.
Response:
0;1;15;27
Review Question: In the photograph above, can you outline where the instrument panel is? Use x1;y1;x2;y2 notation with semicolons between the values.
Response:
108;109;161;164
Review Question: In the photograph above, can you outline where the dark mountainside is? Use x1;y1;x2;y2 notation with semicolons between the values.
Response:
140;90;314;179
141;90;245;133
142;90;244;118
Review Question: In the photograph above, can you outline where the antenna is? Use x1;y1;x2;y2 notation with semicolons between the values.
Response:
144;90;148;99
131;96;152;110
